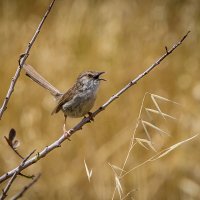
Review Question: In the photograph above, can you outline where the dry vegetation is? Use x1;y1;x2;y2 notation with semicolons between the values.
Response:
0;0;200;199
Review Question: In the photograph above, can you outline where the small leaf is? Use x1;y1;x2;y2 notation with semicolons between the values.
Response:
151;94;166;120
5;129;20;149
12;140;20;149
108;162;126;174
135;138;149;150
145;108;176;120
115;175;123;198
89;170;93;178
150;134;199;161
84;160;93;182
141;120;152;141
135;138;157;152
152;94;180;105
9;128;16;142
142;120;169;136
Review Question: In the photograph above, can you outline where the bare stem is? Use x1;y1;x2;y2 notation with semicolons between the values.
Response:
0;0;56;120
0;31;190;184
0;150;36;199
10;174;41;200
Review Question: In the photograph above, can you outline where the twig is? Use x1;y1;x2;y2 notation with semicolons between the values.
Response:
0;150;36;199
0;31;190;184
10;174;41;200
0;0;56;120
9;148;24;160
18;173;35;179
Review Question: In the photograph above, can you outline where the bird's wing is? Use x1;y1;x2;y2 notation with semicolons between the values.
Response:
51;86;75;115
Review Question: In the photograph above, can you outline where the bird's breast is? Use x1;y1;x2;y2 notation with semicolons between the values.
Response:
62;88;97;118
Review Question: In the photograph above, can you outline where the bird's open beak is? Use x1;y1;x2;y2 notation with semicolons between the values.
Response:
95;71;106;81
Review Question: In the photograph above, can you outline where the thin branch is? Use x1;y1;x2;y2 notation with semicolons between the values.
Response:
10;174;41;200
0;31;190;184
0;0;56;120
0;172;18;200
18;173;35;179
8;147;24;160
0;150;36;199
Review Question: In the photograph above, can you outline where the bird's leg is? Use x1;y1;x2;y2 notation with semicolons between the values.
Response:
63;115;67;133
63;115;71;140
65;115;67;126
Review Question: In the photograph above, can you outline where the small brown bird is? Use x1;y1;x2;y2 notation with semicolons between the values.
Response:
23;64;105;127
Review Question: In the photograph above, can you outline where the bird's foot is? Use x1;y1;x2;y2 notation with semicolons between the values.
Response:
88;112;94;122
63;124;71;141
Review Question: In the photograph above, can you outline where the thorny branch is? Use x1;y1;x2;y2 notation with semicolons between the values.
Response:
0;31;190;184
10;174;41;200
0;0;56;120
0;150;36;200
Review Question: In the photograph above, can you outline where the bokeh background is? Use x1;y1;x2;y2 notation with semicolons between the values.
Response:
0;0;200;199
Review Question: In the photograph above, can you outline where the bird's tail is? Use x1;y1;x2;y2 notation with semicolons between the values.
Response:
23;64;63;100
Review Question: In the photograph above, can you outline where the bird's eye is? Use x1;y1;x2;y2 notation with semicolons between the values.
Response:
88;74;93;78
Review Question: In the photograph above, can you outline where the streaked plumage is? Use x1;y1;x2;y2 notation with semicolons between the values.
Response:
23;64;105;120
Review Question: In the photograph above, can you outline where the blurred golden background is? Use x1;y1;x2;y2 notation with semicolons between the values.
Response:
0;0;200;199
